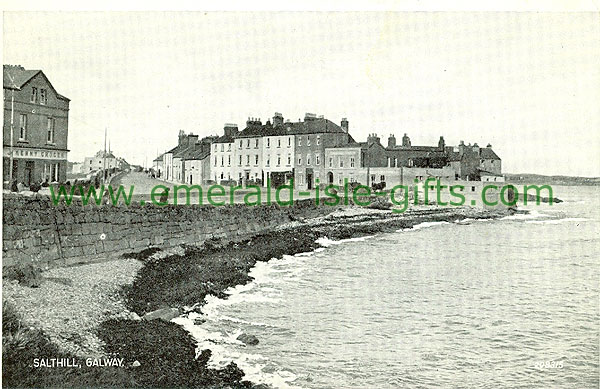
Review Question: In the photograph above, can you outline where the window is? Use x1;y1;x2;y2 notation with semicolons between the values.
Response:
299;173;304;185
316;154;320;165
298;157;302;165
267;138;270;147
221;173;224;180
287;155;291;165
30;87;38;103
214;156;217;166
40;89;47;105
247;139;250;148
221;156;224;167
227;144;231;151
316;136;321;145
277;139;281;148
255;155;259;165
471;186;476;192
239;155;242;165
339;158;344;168
288;137;291;147
277;155;281;166
380;175;385;181
307;136;311;146
298;137;302;146
350;157;355;168
214;144;217;152
307;154;311;165
246;155;250;165
239;140;243;148
329;157;333;167
371;174;376;182
266;156;270;166
408;159;414;167
255;139;259;148
220;144;224;152
228;155;231;166
19;114;27;140
46;118;55;143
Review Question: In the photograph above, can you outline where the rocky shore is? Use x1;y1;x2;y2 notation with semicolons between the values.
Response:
3;204;510;388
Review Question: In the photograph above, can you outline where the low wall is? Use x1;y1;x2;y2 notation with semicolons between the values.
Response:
2;193;327;269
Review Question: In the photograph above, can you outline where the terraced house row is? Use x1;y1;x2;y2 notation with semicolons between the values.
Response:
156;112;503;190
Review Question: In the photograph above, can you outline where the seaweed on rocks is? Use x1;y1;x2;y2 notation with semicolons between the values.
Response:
98;319;252;388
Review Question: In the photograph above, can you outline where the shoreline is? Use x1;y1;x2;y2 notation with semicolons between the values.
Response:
2;205;512;388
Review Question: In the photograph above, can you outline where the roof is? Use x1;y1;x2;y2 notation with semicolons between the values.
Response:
3;66;38;90
446;152;462;162
237;118;346;138
187;148;210;160
480;147;501;160
153;154;164;162
213;134;235;144
387;145;441;152
174;144;197;158
330;141;365;149
3;65;70;101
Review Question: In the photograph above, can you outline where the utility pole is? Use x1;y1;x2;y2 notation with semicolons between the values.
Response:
102;127;107;186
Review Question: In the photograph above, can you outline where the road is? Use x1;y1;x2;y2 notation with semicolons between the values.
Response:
110;171;317;205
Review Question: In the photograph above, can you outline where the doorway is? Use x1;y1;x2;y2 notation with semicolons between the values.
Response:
24;161;34;186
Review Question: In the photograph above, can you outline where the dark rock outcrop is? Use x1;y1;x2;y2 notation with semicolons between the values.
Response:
237;333;259;345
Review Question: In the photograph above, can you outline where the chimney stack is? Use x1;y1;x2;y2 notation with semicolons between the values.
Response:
367;133;380;145
304;113;317;121
341;118;349;133
388;134;396;148
402;133;411;147
224;123;238;137
273;112;284;126
438;136;445;150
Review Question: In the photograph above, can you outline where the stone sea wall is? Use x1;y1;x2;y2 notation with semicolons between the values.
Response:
2;193;327;269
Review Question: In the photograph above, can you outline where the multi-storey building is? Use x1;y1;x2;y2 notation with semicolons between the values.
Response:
160;111;503;190
3;65;70;185
211;124;238;183
183;137;213;185
234;118;264;185
291;114;351;189
262;113;294;187
162;131;198;182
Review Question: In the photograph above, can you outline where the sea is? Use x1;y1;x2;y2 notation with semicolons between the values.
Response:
173;185;600;388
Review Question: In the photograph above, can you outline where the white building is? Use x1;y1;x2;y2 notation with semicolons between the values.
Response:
212;124;238;183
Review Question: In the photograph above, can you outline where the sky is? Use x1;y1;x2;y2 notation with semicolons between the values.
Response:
3;11;599;176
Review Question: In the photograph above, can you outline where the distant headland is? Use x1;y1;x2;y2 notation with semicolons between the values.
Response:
505;173;600;186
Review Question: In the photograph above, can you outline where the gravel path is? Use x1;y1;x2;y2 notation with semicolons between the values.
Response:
2;258;143;357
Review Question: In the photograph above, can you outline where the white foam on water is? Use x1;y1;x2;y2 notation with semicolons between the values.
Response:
397;221;451;232
315;235;374;247
499;209;551;221
173;234;385;389
525;217;589;225
171;250;315;389
172;314;300;389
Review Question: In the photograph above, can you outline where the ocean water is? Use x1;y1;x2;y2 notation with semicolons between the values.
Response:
174;185;600;388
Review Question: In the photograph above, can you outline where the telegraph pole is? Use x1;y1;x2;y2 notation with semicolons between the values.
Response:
102;127;107;186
